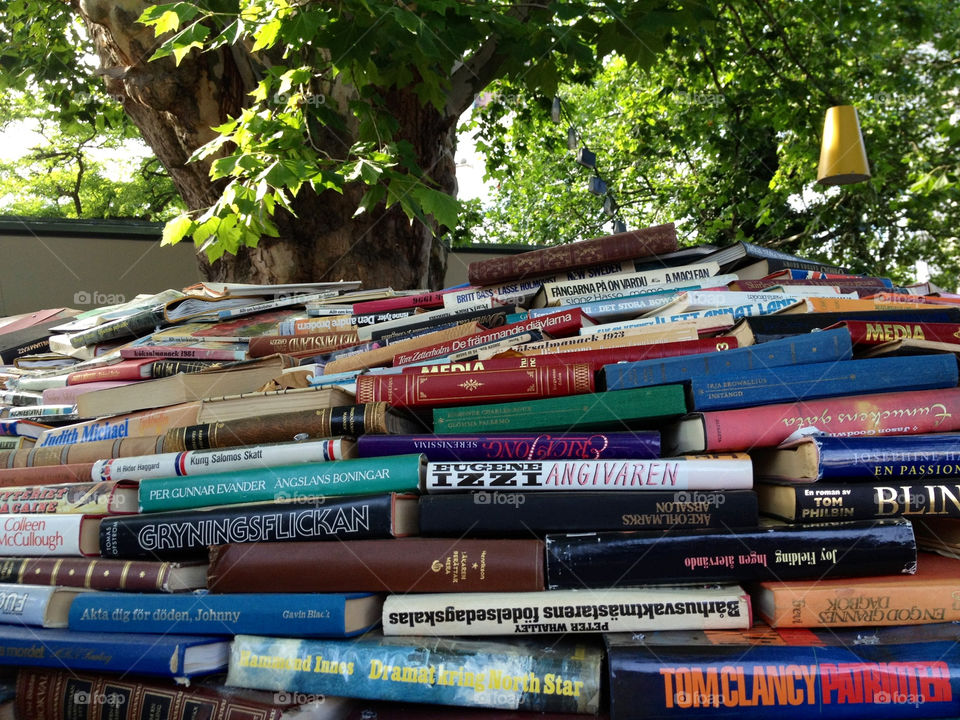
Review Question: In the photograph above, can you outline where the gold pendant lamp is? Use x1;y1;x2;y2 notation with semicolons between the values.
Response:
817;105;871;186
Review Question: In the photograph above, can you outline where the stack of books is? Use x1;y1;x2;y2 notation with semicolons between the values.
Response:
2;223;960;718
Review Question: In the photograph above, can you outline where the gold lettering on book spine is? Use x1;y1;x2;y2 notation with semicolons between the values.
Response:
574;364;592;391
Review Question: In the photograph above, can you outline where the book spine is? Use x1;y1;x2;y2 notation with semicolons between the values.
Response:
763;482;960;522
286;316;358;334
66;363;145;385
467;222;677;286
541;262;720;305
160;403;392;452
92;437;352;482
0;481;134;515
607;640;960;719
323;323;482;374
814;435;960;480
0;583;59;627
120;345;249;360
138;453;424;512
0;557;184;591
226;632;601;713
602;327;853;391
207;537;545;593
759;581;960;628
147;359;222;377
425;456;752;492
520;324;700;353
844;320;960;346
16;668;288;720
353;291;449;314
68;592;370;637
391;309;588;366
515;337;739;370
248;333;361;358
0;514;92;557
369;307;509;345
42;381;135;405
433;385;688;434
357;431;660;461
36;403;202;448
100;493;405;559
687;355;959;411
382;587;751;635
0;336;53;364
685;387;960;453
358;299;497;341
0;463;96;487
69;307;164;348
545;519;916;588
355;365;595;408
418;490;759;535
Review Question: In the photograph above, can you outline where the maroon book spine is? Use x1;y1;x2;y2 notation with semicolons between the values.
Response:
467;223;678;286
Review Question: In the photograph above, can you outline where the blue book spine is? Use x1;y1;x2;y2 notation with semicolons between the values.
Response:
811;433;960;480
527;292;676;321
0;625;227;679
68;592;379;637
356;431;660;461
601;327;853;391
688;354;959;411
226;633;602;713
0;583;60;627
607;639;960;719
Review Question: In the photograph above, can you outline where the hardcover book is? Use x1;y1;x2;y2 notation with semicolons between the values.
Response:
100;493;419;559
544;518;916;588
433;385;688;434
357;431;661;461
601;327;853;392
0;514;101;556
751;433;960;482
0;480;137;515
757;481;960;522
355;364;594;408
424;455;753;492
604;623;960;719
751;551;960;627
226;631;602;713
207;538;545;594
663;387;960;454
0;625;228;681
0;557;207;592
0;582;82;628
382;586;751;636
418;490;759;535
137;454;425;513
467;222;678;286
69;591;383;637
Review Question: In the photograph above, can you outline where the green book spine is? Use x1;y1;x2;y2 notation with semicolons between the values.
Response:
139;454;424;512
432;385;688;434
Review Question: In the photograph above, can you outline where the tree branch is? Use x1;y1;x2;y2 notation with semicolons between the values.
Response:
445;4;534;118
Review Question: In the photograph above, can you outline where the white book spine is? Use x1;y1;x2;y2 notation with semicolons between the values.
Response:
581;298;799;335
541;262;721;305
425;455;752;492
91;438;351;482
0;514;88;556
383;587;751;635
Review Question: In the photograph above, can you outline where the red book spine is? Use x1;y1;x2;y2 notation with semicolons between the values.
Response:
352;290;453;314
391;309;589;366
467;223;678;286
248;332;361;357
731;278;890;294
355;364;595;408
66;359;152;385
698;387;960;452
837;321;960;346
0;463;96;487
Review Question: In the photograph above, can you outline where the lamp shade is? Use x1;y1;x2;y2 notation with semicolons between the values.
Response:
817;105;870;186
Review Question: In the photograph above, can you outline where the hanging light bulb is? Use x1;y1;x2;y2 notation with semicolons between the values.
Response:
567;126;577;150
551;97;561;123
817;105;870;186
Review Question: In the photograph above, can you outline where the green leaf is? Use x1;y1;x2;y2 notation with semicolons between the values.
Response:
412;186;459;229
161;213;193;246
252;18;283;51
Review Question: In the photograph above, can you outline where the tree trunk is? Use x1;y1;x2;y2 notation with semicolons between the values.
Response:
75;0;456;289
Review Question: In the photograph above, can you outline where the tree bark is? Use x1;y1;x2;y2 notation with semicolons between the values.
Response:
74;0;458;288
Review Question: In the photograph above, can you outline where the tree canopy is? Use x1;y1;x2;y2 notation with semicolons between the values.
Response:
468;0;960;289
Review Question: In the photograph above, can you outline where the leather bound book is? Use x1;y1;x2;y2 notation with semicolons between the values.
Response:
207;537;545;593
467;223;678;286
